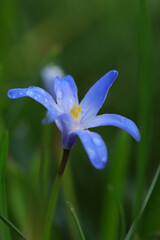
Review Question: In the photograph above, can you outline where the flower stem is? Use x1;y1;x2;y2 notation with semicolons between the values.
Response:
43;149;70;240
58;149;70;177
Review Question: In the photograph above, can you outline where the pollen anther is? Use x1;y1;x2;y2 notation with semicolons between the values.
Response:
69;104;81;121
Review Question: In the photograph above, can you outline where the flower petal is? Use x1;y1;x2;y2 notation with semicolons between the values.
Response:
8;86;61;115
41;64;65;99
55;113;77;149
61;131;77;150
80;70;118;125
84;114;141;142
54;75;79;113
75;130;107;169
55;113;73;133
42;110;58;124
43;111;77;149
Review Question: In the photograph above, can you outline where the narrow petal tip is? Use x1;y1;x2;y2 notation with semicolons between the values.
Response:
111;70;118;78
135;129;141;142
7;89;12;98
8;88;29;99
94;156;107;170
7;89;18;99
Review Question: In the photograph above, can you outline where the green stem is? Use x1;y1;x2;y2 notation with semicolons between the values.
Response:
44;149;70;240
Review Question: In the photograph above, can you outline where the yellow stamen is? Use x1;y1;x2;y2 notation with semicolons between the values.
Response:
69;104;81;121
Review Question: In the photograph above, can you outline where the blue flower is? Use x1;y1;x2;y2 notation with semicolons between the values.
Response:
8;70;140;169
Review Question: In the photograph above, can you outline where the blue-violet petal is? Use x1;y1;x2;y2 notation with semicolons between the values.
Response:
54;75;79;113
75;130;107;169
80;70;118;125
84;114;141;142
8;87;61;114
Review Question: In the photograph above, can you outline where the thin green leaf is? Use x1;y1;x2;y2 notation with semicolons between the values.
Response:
139;166;160;236
100;132;131;240
0;132;28;240
134;0;152;216
0;213;28;240
43;175;62;240
62;162;80;240
107;185;126;240
0;131;11;240
125;164;160;240
67;201;85;240
39;124;52;204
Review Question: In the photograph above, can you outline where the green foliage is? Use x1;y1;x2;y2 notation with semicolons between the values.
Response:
0;132;11;240
125;164;160;240
100;131;130;240
0;214;27;240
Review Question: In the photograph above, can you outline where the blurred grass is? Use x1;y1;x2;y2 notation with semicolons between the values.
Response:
67;201;85;240
139;166;160;238
62;162;81;240
125;164;160;240
0;132;11;240
100;131;131;240
0;0;160;239
134;0;152;217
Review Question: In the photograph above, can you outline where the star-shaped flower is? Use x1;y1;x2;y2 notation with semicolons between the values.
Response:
8;70;140;169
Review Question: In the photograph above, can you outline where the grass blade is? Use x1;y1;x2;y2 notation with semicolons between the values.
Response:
0;131;11;240
107;185;126;240
100;132;131;240
139;165;160;236
0;132;28;240
67;201;85;240
0;213;28;240
135;0;152;216
62;162;81;240
124;164;160;240
39;124;52;205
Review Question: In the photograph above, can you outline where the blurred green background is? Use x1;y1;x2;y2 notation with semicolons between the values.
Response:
0;0;160;239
